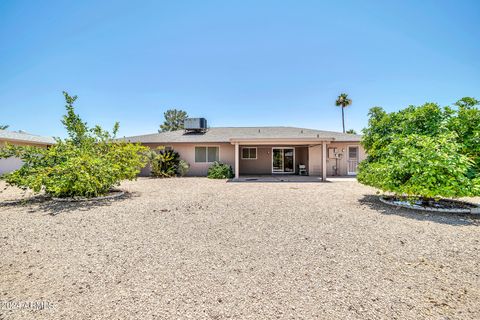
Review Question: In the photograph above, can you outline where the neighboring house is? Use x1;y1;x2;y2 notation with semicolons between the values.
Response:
123;122;365;180
0;130;56;174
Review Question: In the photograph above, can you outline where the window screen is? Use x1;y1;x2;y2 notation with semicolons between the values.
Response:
348;147;358;159
195;146;219;162
195;147;207;162
241;147;257;159
207;147;219;162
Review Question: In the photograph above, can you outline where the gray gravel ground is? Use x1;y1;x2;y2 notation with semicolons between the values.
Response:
0;178;479;320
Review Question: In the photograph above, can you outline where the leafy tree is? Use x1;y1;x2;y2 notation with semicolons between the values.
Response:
357;98;480;199
0;92;147;198
159;109;188;132
335;93;352;133
448;97;480;169
0;125;9;130
346;129;357;134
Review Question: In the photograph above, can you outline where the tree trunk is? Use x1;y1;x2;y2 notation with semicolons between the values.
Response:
341;107;345;133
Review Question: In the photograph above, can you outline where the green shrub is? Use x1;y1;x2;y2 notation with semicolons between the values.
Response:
178;159;190;177
150;149;180;178
145;147;190;177
357;97;480;198
207;161;234;179
0;92;147;198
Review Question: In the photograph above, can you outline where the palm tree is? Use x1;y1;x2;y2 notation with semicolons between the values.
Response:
335;93;352;133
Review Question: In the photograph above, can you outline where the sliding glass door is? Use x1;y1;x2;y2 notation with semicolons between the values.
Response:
272;148;295;173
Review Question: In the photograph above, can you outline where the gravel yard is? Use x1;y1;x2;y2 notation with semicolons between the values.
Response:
1;178;479;320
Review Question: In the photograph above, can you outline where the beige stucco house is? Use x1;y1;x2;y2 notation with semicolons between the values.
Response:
0;130;55;174
124;126;365;180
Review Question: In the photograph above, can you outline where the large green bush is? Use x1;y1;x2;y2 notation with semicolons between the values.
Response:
146;147;190;177
357;98;480;198
148;148;180;177
0;92;147;198
207;162;234;179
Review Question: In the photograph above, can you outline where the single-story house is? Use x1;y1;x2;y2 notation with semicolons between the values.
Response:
123;122;365;180
0;130;55;174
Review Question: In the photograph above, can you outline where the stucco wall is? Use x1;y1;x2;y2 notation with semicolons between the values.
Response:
308;142;365;176
239;146;308;175
239;146;271;175
142;143;235;176
308;145;323;176
140;142;364;177
325;142;366;176
0;157;23;175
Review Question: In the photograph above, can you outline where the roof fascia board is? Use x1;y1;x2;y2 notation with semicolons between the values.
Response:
1;138;54;146
229;138;335;145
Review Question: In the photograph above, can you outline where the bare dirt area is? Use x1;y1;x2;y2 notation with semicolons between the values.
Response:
0;178;479;320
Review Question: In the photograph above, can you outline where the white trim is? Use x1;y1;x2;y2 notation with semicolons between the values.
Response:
271;147;296;174
322;143;327;181
241;147;257;160
234;143;239;179
347;145;359;175
194;145;220;164
230;138;336;144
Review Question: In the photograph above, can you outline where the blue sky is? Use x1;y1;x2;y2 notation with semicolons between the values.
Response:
1;0;479;138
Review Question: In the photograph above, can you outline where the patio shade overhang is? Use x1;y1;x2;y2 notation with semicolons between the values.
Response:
230;137;331;181
229;137;335;145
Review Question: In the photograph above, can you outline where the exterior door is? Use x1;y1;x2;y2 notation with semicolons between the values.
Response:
272;148;295;173
347;146;359;175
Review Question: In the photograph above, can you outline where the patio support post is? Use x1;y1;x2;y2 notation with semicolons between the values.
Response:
322;142;327;181
234;142;239;179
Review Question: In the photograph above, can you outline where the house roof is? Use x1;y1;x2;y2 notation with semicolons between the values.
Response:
0;130;56;145
121;127;362;144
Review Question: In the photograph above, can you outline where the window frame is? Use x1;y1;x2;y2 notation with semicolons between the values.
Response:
241;147;257;160
347;145;359;160
194;145;220;163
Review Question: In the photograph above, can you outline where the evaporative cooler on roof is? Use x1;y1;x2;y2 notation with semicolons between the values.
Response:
184;118;208;133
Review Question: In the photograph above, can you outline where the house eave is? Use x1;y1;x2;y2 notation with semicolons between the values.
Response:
229;137;335;145
0;138;55;146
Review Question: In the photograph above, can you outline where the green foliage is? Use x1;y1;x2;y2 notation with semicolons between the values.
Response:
0;92;147;198
0;125;8;130
346;129;357;134
207;162;234;179
146;147;190;177
177;160;190;177
335;93;352;133
159;109;188;132
358;98;480;198
149;148;181;177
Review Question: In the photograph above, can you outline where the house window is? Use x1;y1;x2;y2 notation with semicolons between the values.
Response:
195;146;219;163
348;146;358;160
241;147;257;160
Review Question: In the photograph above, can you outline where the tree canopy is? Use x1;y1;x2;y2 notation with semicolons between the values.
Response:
0;125;9;130
335;93;352;133
0;92;147;198
357;98;480;198
159;109;188;132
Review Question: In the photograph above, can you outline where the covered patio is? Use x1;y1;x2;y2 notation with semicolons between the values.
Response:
230;138;332;182
230;175;325;182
